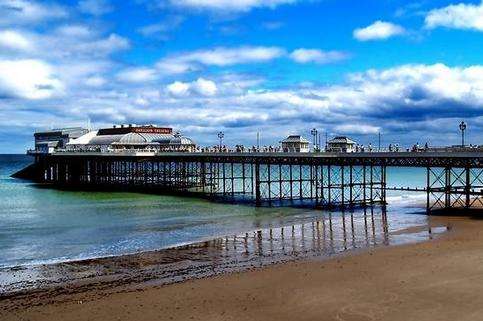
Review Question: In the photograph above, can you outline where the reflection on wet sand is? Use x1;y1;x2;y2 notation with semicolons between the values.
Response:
199;207;441;265
0;207;447;298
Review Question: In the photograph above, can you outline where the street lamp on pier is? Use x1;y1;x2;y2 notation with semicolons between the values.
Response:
217;131;224;149
459;121;467;147
311;128;318;152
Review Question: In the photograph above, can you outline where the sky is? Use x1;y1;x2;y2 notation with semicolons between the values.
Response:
0;0;482;153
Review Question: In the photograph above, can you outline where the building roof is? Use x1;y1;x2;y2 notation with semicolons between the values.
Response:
65;126;196;148
168;136;196;146
153;136;172;144
328;136;356;145
67;131;98;145
98;125;172;136
68;131;174;146
35;127;88;137
281;135;310;143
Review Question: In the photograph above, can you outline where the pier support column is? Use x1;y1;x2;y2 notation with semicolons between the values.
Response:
426;166;483;212
200;161;206;193
267;163;272;205
426;167;431;213
465;166;471;209
445;167;451;209
255;162;261;207
362;166;367;206
381;165;387;207
349;165;353;207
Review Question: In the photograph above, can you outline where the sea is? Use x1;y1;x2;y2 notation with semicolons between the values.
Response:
0;154;431;269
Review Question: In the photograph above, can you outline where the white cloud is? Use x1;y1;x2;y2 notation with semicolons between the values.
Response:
156;46;285;75
0;22;130;103
55;25;92;38
180;46;284;66
166;78;218;97
353;21;406;41
425;2;483;31
290;49;348;64
138;16;185;38
168;0;298;13
156;60;195;75
85;34;130;55
78;0;113;16
150;63;482;143
51;32;129;59
50;60;112;92
344;63;483;104
0;0;67;25
154;46;348;76
117;67;158;83
1;7;481;154
85;76;106;87
192;78;217;96
4;31;129;62
0;27;129;61
0;30;32;51
0;59;63;99
166;81;190;97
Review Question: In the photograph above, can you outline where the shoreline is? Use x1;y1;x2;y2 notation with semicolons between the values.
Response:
0;208;448;312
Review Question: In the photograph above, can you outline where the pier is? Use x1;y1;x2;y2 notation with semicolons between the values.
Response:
31;151;483;213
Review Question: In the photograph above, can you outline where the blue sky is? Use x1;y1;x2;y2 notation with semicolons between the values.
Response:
0;0;482;152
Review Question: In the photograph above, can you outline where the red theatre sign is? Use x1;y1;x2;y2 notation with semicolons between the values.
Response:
98;126;173;136
132;127;173;134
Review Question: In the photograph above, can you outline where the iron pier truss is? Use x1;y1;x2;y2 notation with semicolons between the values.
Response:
35;152;483;213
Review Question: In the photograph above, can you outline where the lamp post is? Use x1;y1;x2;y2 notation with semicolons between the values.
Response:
378;131;381;152
217;131;224;149
459;121;466;147
311;128;318;152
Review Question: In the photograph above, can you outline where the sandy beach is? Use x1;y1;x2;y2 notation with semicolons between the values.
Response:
1;213;483;321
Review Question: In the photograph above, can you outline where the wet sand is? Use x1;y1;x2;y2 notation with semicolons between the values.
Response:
0;209;441;296
1;213;482;321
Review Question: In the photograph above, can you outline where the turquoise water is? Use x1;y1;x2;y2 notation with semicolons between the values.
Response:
0;155;428;268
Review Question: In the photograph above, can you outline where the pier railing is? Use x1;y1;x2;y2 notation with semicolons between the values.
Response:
53;145;483;155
